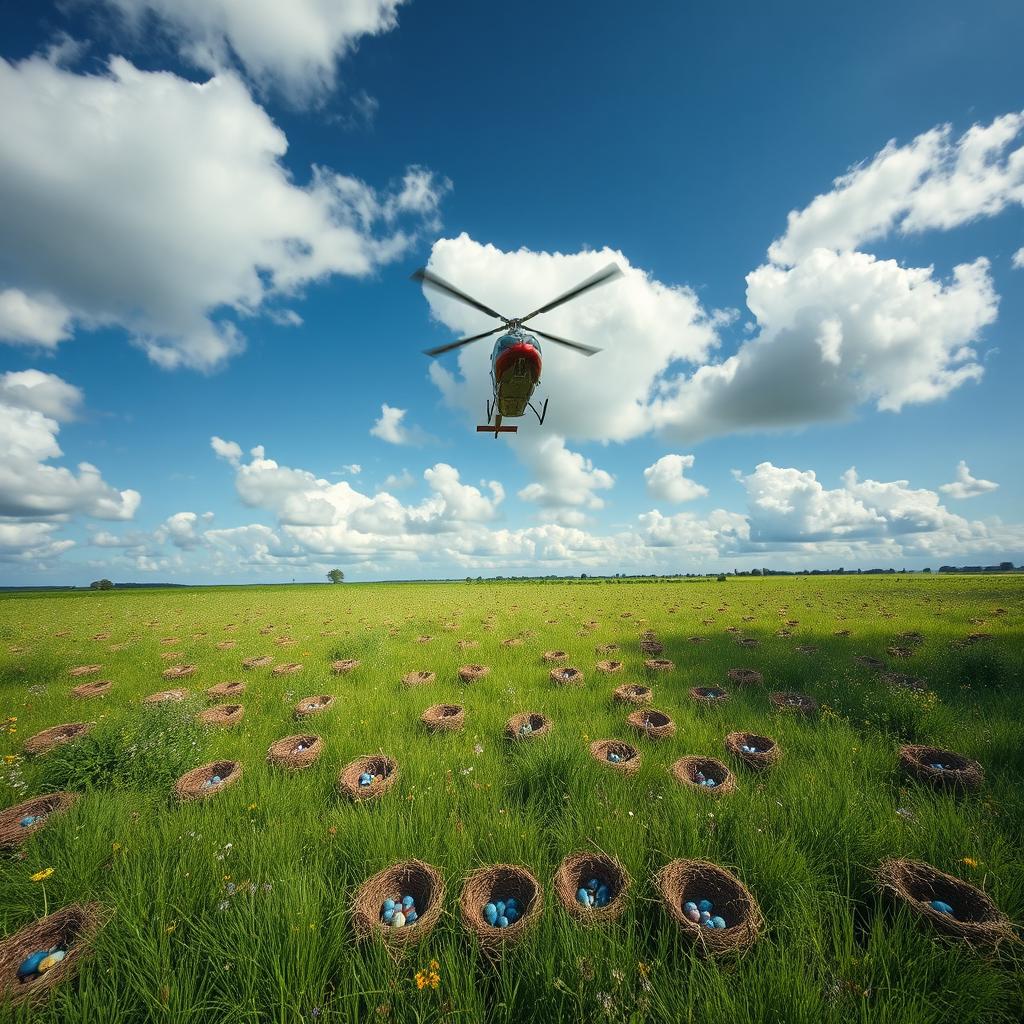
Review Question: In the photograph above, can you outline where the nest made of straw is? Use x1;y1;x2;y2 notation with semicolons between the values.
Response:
876;858;1012;946
505;712;552;740
898;745;984;792
294;695;335;718
542;650;568;663
643;658;674;673
671;756;736;795
206;680;246;700
242;655;273;670
0;903;104;1006
725;731;780;770
142;688;189;705
627;709;676;741
68;665;101;678
458;664;490;683
339;755;399;802
595;643;620;655
595;660;623;674
0;792;79;849
689;685;729;705
23;723;91;757
726;668;762;686
554;852;630;923
420;704;465;733
639;640;664;656
402;671;435;688
460;864;543;952
71;680;112;699
174;760;242;801
352;859;446;945
267;735;322;770
197;704;244;728
612;683;652;705
655;859;762;956
550;666;584;686
854;655;886;671
272;662;303;676
769;691;818;716
883;672;928;693
331;659;361;674
589;739;641;774
162;664;196;680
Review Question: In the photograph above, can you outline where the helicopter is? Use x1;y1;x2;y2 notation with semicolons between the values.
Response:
412;262;623;437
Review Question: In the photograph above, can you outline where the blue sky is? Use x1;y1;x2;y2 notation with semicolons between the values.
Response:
0;0;1021;583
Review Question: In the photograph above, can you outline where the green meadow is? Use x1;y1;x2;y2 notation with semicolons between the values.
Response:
0;576;1022;1023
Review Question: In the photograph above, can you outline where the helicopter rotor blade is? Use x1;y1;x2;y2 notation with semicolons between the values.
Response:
411;268;509;323
423;325;506;358
519;262;623;323
529;326;602;356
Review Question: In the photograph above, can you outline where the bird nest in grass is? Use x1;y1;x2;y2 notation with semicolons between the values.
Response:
294;695;335;718
197;704;244;728
550;666;584;686
0;792;79;849
267;734;322;770
769;691;818;716
458;664;490;683
735;638;760;649
24;723;91;756
589;740;641;774
339;755;399;802
330;659;361;674
595;643;619;655
0;903;105;1006
505;712;552;740
727;668;762;686
460;864;543;953
352;859;446;945
875;858;1013;946
71;679;112;699
690;685;729;705
174;760;242;801
143;688;189;705
612;683;651;705
242;655;273;670
898;745;984;792
688;636;708;644
542;650;568;663
162;664;196;680
68;665;102;678
725;731;780;770
402;671;435;688
887;645;914;659
639;640;664;656
883;672;928;693
595;660;623;674
206;680;246;700
643;658;674;673
671;756;736;795
554;852;629;923
627;709;676;741
420;704;464;733
272;662;303;676
854;655;886;671
655;859;762;957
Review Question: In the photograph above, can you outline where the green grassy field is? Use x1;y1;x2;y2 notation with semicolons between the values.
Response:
1;576;1022;1023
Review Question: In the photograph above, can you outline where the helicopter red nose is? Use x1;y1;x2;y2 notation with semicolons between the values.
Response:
494;341;542;380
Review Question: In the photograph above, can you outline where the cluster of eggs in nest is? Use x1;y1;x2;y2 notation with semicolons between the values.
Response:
684;898;728;929
380;895;420;928
482;896;522;928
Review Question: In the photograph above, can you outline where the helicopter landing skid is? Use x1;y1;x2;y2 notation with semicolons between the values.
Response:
478;400;517;437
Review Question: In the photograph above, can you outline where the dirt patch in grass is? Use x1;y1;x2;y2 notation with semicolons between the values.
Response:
71;679;112;699
206;680;246;700
143;688;189;705
272;663;302;676
162;664;196;680
402;671;435;688
458;664;490;683
242;656;273;670
330;659;361;674
68;665;102;678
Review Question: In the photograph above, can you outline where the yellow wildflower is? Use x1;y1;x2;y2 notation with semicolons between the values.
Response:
962;857;979;868
31;867;54;882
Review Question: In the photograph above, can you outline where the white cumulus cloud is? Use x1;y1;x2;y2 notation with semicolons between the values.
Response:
939;460;999;499
643;454;708;503
370;404;433;445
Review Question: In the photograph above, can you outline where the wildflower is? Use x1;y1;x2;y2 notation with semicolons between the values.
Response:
112;842;123;854
247;803;258;811
31;867;54;882
962;857;979;868
3;754;16;764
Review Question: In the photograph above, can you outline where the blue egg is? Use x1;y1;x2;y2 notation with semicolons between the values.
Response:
506;897;518;912
211;775;221;784
699;911;711;923
703;919;715;929
17;950;49;978
576;887;590;906
496;901;506;916
405;910;418;924
19;816;36;828
930;900;954;915
587;879;600;890
497;915;509;928
506;907;519;923
683;901;698;914
712;915;726;929
698;899;713;913
484;903;498;925
402;896;414;909
383;899;395;912
686;908;701;922
383;908;394;923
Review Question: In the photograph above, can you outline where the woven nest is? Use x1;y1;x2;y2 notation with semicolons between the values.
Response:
596;660;623;674
206;680;246;700
267;734;322;770
352;859;446;945
402;671;435;688
174;760;242;801
727;668;762;686
331;659;361;674
458;664;490;683
627;709;676;741
655;859;762;956
689;685;729;705
854;655;886;671
460;864;543;952
142;688;189;705
671;756;736;795
883;672;928;693
71;679;112;699
420;704;465;733
643;658;674;673
0;903;104;1006
795;645;819;655
639;640;664;656
502;637;523;648
612;683;651;705
0;792;79;849
242;655;273;669
769;691;818;716
589;739;641;774
887;645;914;659
898;745;984;792
550;666;584;686
294;694;335;718
505;712;552;740
595;643;619;655
24;723;91;756
458;640;479;650
162;664;196;680
688;636;708;644
554;852;629;923
272;662;303;676
725;731;780;770
197;703;244;728
339;755;399;802
68;665;101;678
415;636;433;644
542;650;568;663
876;858;1013;946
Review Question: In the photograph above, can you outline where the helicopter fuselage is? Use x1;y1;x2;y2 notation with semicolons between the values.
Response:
490;329;542;418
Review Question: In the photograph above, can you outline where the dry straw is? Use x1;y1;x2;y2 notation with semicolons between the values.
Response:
206;680;246;700
352;860;446;945
294;695;335;718
23;723;91;757
542;650;568;663
68;665;101;678
505;712;552;740
267;734;322;770
655;859;762;956
71;680;112;699
420;704;465;733
689;685;729;705
0;792;79;849
671;756;736;795
331;658;361;674
174;759;242;801
727;668;762;686
0;903;104;1006
589;739;641;774
854;655;886;671
898;745;984;793
338;755;399;802
550;666;584;686
643;658;674;672
596;660;623;674
554;853;629;923
612;683;651;705
627;709;676;741
142;688;189;705
197;703;244;728
402;671;435;688
162;664;196;680
639;640;664;656
458;664;490;683
883;672;928;693
460;864;543;953
242;655;273;670
769;691;818;716
725;731;780;770
272;663;303;676
876;858;1013;946
595;643;619;655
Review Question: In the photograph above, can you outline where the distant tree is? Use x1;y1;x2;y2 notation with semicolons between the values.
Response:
999;561;1014;571
580;573;588;579
716;574;727;582
751;568;761;576
326;569;345;584
90;579;113;590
